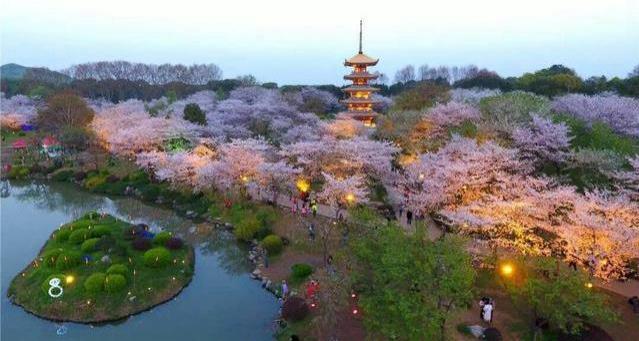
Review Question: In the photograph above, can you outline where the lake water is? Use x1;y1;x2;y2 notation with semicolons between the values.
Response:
1;181;278;340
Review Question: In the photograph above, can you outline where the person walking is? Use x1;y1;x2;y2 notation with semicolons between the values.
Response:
281;280;289;299
482;299;494;324
406;210;413;225
308;224;315;241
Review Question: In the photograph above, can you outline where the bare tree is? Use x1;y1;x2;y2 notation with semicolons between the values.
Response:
394;65;416;84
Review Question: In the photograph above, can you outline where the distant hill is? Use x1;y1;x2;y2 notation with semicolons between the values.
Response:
1;63;72;85
0;63;28;79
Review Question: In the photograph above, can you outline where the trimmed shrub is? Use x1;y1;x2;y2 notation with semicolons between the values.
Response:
84;272;106;293
143;247;171;268
41;273;65;295
81;238;100;253
68;228;90;244
95;235;116;252
281;296;310;322
84;175;107;191
261;234;283;255
106;264;129;277
255;206;277;227
90;225;112;238
132;237;152;251
165;237;184;250
55;251;82;270
291;263;314;281
42;249;63;267
153;231;172;246
8;166;30;179
104;274;127;293
123;224;148;240
51;169;74;182
74;171;87;181
54;228;72;242
81;211;100;220
234;215;261;241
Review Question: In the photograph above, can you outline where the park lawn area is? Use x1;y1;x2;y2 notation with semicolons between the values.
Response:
7;211;194;323
1;129;35;145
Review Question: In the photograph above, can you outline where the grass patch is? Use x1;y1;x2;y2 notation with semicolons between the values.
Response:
7;211;194;323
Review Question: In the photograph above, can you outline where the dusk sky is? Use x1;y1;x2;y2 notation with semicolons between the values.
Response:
2;0;638;85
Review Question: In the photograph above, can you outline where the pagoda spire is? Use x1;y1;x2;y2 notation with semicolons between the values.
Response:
359;19;363;54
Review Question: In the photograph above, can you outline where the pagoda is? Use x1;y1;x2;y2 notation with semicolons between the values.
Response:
338;20;380;126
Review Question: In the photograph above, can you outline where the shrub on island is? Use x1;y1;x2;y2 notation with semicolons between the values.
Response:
90;225;112;238
84;273;106;293
107;264;129;277
105;274;127;293
261;234;283;255
132;237;153;251
69;228;91;244
143;247;171;268
55;251;82;270
54;228;73;242
81;238;100;253
42;249;63;267
165;237;184;250
153;231;172;246
234;215;261;241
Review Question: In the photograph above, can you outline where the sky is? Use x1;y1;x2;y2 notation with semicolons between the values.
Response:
1;0;638;85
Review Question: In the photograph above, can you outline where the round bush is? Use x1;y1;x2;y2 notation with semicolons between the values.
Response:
291;263;314;281
90;225;112;238
107;264;129;277
82;211;100;220
42;249;63;267
84;272;106;293
55;251;82;270
95;235;116;252
153;231;172;246
54;228;72;242
81;238;100;253
143;247;171;268
132;237;152;251
123;224;149;240
104;274;127;293
234;216;261;241
68;228;90;244
165;237;184;250
282;296;310;322
41;273;65;295
261;234;283;255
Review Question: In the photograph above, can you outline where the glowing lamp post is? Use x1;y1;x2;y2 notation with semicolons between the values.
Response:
296;179;310;193
585;282;593;289
65;275;75;285
345;193;356;204
500;263;514;277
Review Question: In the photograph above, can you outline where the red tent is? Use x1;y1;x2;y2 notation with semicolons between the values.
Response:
42;136;59;148
12;139;27;149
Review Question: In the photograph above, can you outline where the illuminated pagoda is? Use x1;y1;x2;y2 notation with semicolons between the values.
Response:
338;20;380;126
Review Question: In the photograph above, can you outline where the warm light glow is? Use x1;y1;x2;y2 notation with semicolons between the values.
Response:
352;309;358;315
585;282;593;289
296;179;310;193
241;175;249;183
346;193;356;203
500;263;514;277
65;275;75;284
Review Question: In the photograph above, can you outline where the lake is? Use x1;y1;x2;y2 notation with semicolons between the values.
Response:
1;181;278;340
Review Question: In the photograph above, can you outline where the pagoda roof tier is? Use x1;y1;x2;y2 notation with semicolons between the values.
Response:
337;111;379;120
344;52;379;66
340;98;380;105
344;72;379;80
342;86;380;92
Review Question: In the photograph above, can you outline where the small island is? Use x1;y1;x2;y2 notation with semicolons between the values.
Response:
7;211;194;323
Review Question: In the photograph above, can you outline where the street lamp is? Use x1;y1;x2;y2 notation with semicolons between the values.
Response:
346;193;355;203
500;263;514;277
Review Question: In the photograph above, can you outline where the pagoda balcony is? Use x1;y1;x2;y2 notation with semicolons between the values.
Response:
340;97;380;105
342;85;380;93
344;72;379;80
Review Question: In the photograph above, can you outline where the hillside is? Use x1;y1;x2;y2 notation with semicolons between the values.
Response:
1;63;71;84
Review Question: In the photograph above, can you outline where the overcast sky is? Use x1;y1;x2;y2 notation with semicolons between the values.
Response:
1;0;638;85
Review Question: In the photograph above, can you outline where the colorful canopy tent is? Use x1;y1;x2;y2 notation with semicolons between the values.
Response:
11;139;27;149
42;136;60;149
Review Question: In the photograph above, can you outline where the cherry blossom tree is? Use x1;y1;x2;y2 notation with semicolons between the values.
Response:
424;101;481;132
450;88;501;106
512;114;572;166
394;136;525;214
0;93;38;130
552;94;639;137
256;161;301;203
317;172;369;220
